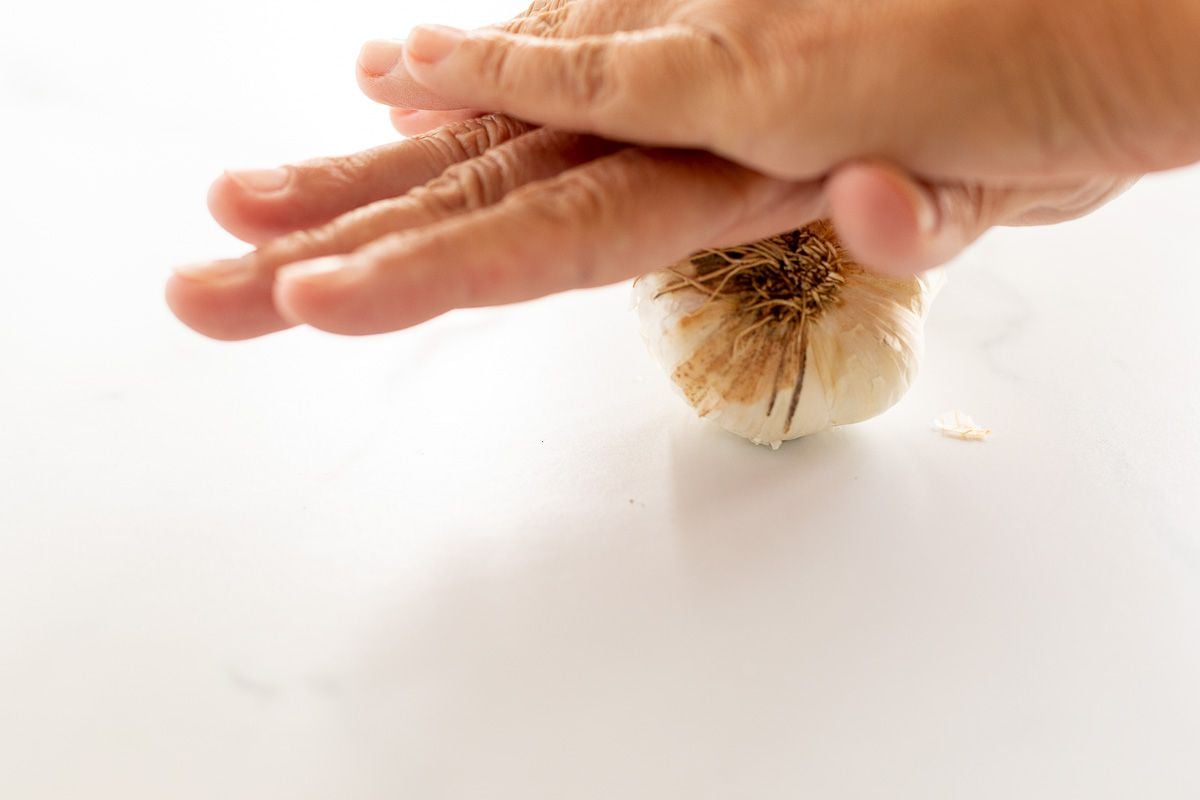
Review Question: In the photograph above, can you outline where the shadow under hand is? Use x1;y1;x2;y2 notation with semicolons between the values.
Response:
335;418;937;798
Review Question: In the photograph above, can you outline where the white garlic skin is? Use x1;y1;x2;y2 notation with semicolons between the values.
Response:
634;238;945;449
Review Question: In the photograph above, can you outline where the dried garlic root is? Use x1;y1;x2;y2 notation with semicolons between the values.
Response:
635;221;944;448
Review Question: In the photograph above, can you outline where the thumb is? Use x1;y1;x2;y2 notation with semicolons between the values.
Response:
400;24;742;151
825;162;1135;277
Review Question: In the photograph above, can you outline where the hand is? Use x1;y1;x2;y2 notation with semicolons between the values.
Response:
359;0;1200;181
169;116;1131;340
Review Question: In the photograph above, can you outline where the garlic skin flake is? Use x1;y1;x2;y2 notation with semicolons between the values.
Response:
932;410;992;441
634;221;944;448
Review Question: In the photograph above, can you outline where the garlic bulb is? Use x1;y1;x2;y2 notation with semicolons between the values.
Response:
634;221;944;448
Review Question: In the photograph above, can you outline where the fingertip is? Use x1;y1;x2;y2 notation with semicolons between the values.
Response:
164;273;242;341
165;265;291;341
356;41;466;110
826;163;940;278
358;39;405;78
388;107;424;135
206;171;295;245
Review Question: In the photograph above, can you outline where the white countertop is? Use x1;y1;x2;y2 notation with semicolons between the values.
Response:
3;1;1199;797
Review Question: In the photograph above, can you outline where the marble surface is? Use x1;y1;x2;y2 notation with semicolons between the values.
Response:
2;1;1199;797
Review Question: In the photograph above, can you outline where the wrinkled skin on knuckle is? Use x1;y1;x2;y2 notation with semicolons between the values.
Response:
404;128;611;218
668;3;828;174
502;0;655;39
673;1;761;73
412;116;530;173
412;129;476;172
520;0;572;15
472;35;616;112
502;0;575;36
299;154;371;191
461;113;532;151
570;39;620;107
411;150;521;215
498;37;619;116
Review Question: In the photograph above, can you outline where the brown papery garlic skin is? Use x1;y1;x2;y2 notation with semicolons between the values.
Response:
634;221;944;448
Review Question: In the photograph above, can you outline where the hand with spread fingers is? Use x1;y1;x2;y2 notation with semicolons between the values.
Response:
169;0;1200;340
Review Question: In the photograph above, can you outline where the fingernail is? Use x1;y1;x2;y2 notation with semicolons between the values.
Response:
278;256;357;283
174;257;257;284
359;39;405;77
405;25;465;65
226;167;290;194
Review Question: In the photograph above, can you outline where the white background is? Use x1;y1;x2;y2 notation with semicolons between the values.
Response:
2;1;1199;797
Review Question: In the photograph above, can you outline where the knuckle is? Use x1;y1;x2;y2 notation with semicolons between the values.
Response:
475;36;519;92
504;0;572;36
475;34;617;110
411;149;519;215
524;0;572;16
564;40;618;108
413;126;477;169
298;154;369;190
714;17;829;173
413;116;529;174
470;113;531;150
406;181;469;217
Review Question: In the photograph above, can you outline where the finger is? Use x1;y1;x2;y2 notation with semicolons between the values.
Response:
389;107;485;137
357;40;468;111
357;2;653;111
825;163;950;278
168;129;621;341
826;162;1137;277
208;115;531;245
355;2;576;111
272;149;822;336
379;24;740;153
